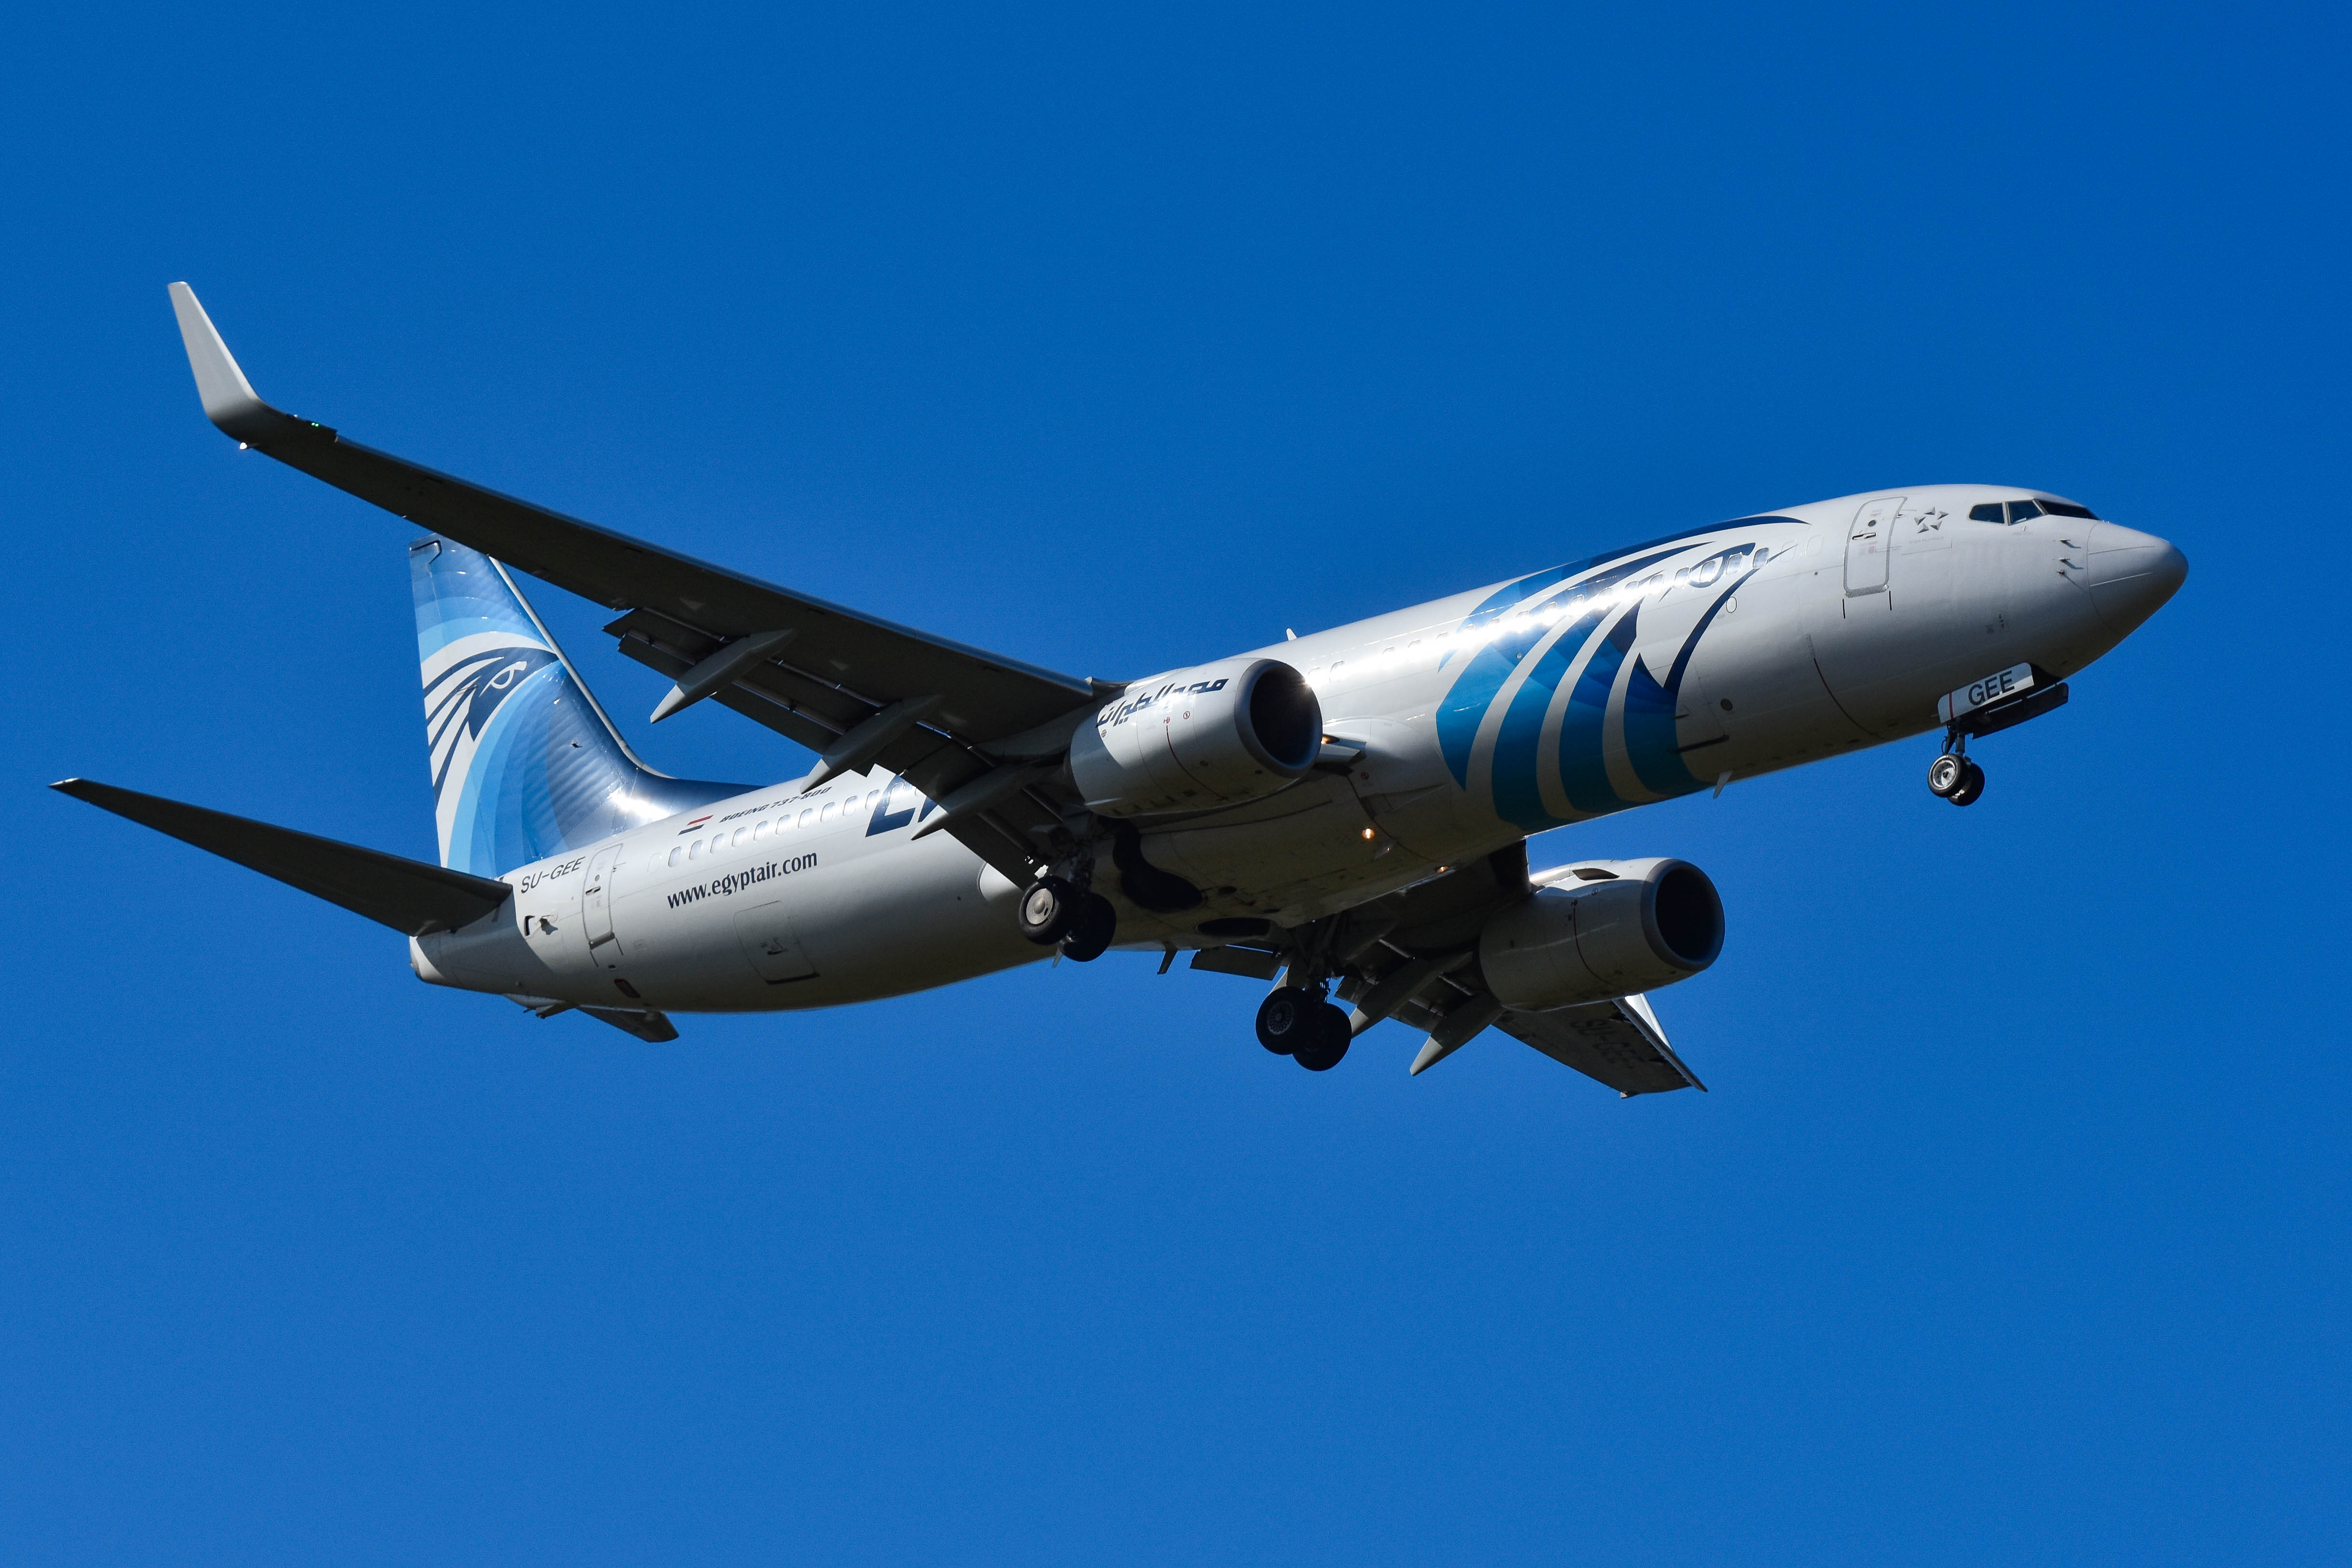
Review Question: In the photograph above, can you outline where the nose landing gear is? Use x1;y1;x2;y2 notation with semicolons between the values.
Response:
1927;670;2076;809
1927;746;1986;807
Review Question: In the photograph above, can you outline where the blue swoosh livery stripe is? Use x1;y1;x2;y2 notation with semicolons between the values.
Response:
1558;607;1639;818
1435;545;1690;786
1434;522;1797;829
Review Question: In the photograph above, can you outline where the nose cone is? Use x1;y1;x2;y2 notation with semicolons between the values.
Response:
2085;523;2188;635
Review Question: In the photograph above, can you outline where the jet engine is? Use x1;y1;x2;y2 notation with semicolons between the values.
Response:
1068;657;1323;819
1478;858;1724;1011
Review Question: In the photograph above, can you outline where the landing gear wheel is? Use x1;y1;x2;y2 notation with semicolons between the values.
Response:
1017;878;1078;946
1256;987;1320;1055
1059;893;1117;962
1292;1004;1353;1072
1928;752;1969;798
1949;760;1986;807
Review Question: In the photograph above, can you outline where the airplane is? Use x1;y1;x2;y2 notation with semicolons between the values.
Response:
52;283;2189;1094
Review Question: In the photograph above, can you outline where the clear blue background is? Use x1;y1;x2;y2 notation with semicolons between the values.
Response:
5;4;2345;1562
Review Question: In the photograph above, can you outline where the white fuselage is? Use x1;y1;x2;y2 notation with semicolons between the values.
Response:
413;486;2181;1013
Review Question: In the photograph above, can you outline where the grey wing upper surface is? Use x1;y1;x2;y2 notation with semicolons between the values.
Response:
168;283;1105;880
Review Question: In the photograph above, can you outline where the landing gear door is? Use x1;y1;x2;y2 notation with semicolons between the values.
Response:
582;846;623;974
1844;496;1903;596
734;900;819;984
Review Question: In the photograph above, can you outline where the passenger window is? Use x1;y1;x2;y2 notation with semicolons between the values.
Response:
866;790;880;807
2007;500;2042;523
1970;503;2004;522
798;809;814;828
1691;557;1723;587
667;846;682;867
821;802;837;823
733;827;749;847
689;840;703;859
754;821;770;839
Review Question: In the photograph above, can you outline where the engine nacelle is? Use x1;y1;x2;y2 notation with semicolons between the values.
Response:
1478;858;1724;1011
1068;657;1323;818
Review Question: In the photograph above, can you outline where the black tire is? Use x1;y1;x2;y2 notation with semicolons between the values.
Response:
1927;752;1969;798
1293;1004;1353;1072
1256;987;1318;1054
1950;760;1986;807
1017;878;1078;946
1059;893;1117;962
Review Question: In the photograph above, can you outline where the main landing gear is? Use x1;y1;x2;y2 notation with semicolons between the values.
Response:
1927;745;1986;807
1018;877;1118;962
1256;985;1352;1072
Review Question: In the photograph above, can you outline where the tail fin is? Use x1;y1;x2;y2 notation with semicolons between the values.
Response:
412;538;746;876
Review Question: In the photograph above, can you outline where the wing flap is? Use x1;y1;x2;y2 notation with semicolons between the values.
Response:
54;778;511;938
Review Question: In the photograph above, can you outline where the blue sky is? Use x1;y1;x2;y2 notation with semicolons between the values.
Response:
4;3;2347;1563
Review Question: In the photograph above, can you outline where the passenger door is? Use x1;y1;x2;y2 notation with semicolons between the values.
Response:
1843;496;1903;597
582;846;624;975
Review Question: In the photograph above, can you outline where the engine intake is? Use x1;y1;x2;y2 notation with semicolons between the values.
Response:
1068;657;1322;818
1478;858;1723;1011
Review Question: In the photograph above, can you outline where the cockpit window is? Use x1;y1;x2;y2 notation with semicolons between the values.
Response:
1972;498;2098;524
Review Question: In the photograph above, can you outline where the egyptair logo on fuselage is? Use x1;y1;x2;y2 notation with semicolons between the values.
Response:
1434;524;1798;828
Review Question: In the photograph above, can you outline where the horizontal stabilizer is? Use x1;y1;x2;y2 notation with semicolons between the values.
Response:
53;779;512;937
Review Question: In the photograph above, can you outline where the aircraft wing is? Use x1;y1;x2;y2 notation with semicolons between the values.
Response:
1493;993;1705;1096
168;283;1103;879
1342;854;1705;1095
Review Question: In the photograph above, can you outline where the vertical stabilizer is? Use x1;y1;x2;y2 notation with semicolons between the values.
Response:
412;538;745;876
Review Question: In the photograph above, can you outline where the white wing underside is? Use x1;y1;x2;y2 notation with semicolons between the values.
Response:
1493;994;1706;1096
